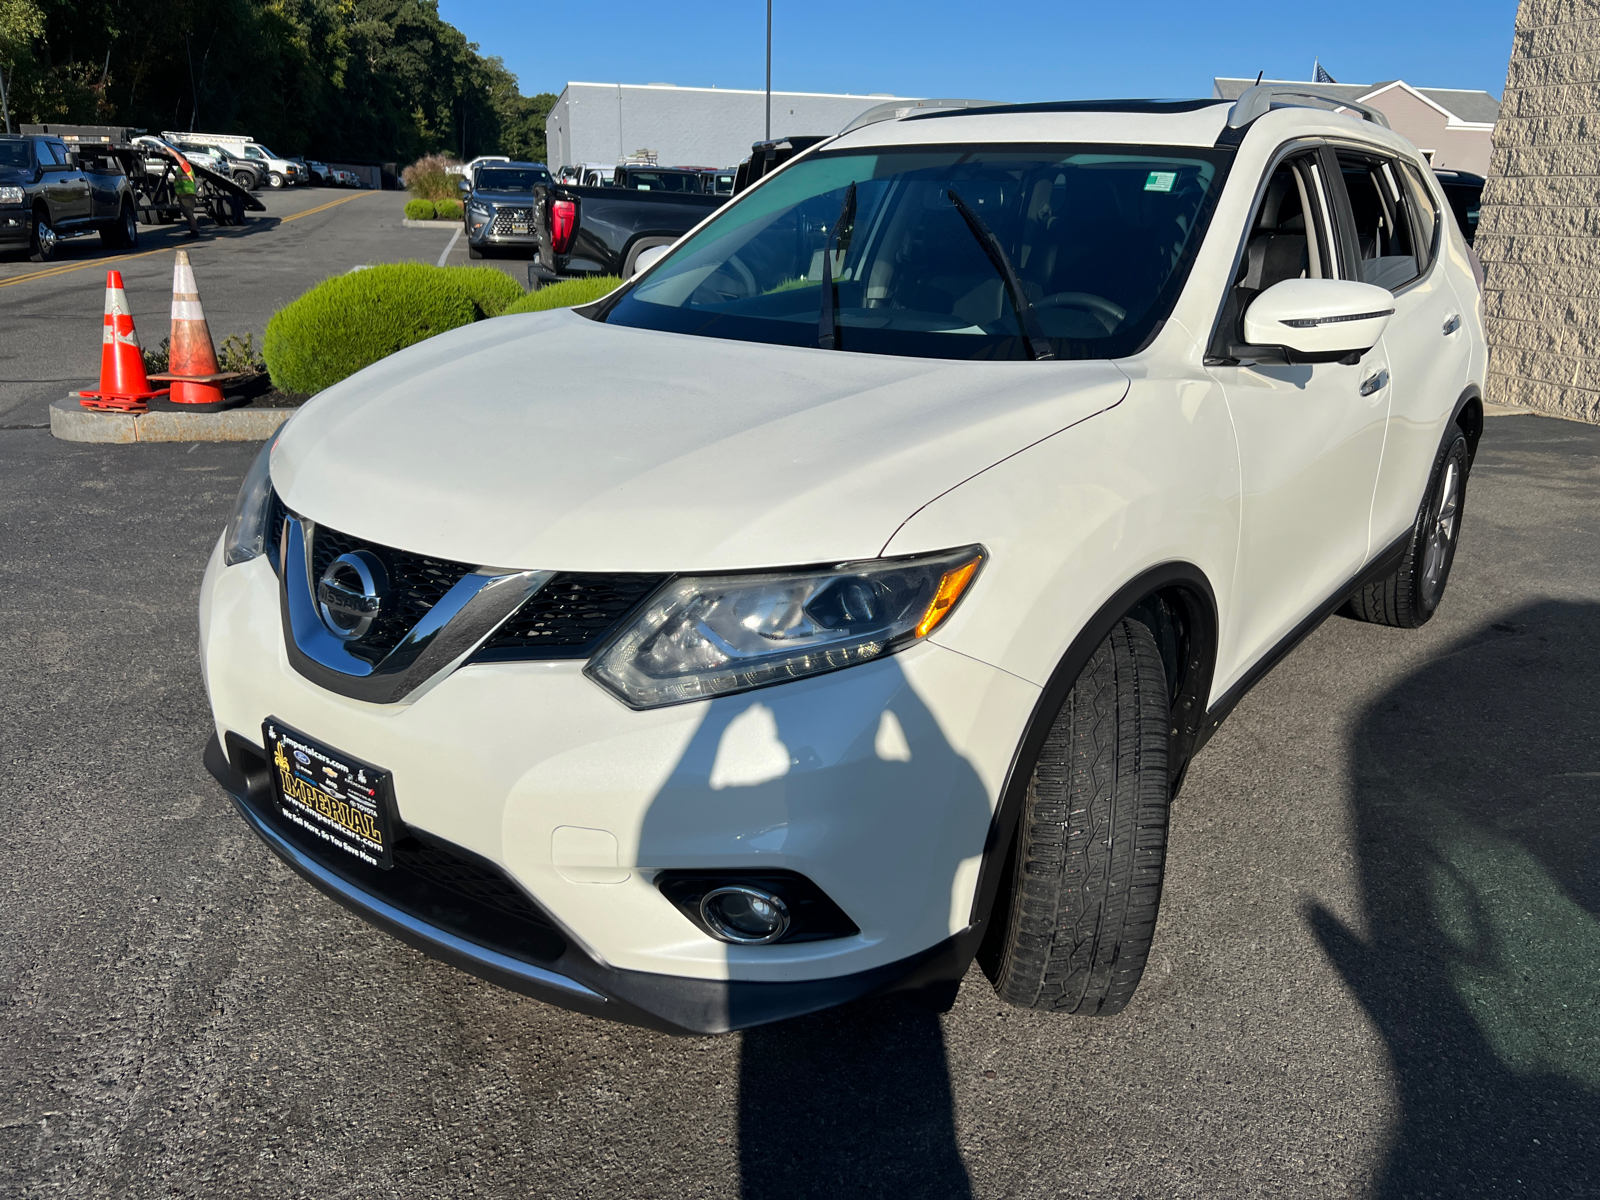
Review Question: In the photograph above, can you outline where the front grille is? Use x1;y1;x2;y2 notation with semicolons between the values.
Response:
475;572;667;661
310;523;475;661
490;207;535;236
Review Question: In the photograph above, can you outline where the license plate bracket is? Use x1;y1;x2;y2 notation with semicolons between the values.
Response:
263;719;396;869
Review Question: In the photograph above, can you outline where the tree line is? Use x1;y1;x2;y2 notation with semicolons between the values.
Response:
0;0;556;164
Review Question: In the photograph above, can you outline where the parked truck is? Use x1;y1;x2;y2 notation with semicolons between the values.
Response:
0;131;140;261
530;179;725;282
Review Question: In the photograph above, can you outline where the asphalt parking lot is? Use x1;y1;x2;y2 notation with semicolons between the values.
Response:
0;188;528;428
1;401;1595;1199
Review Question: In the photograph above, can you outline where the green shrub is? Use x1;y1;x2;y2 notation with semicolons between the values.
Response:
263;263;478;393
401;154;463;202
434;198;463;221
403;198;436;220
501;276;623;316
440;266;526;318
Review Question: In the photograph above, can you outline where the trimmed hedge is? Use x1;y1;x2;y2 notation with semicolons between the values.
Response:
403;198;435;220
440;265;525;318
263;263;477;394
501;276;622;315
434;198;463;221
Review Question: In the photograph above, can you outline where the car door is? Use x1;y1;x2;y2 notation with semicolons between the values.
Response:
1327;151;1471;552
1206;145;1392;689
49;141;93;223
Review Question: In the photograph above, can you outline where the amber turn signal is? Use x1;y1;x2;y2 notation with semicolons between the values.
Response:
915;556;983;638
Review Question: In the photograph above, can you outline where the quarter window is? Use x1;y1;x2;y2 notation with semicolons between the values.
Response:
1399;161;1442;271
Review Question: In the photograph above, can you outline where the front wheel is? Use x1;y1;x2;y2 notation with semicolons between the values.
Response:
267;172;284;189
986;617;1172;1016
468;243;485;259
29;209;57;262
1344;432;1470;628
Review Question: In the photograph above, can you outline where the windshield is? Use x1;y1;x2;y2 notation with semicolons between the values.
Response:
606;145;1230;360
477;168;551;192
0;141;31;169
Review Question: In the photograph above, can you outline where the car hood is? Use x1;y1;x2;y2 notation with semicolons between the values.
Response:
272;309;1129;572
0;167;29;187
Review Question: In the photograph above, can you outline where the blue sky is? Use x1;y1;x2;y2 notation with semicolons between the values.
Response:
439;0;1518;102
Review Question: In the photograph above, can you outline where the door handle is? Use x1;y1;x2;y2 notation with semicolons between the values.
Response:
1360;368;1389;397
1442;314;1461;335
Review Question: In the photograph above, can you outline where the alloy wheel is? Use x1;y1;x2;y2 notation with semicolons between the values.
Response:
1420;459;1459;605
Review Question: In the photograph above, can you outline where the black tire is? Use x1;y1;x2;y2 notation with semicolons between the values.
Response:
1345;432;1469;628
468;243;485;259
28;208;57;263
100;203;138;250
268;171;284;189
989;617;1171;1016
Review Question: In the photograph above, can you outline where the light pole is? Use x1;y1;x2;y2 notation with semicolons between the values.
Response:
765;0;772;141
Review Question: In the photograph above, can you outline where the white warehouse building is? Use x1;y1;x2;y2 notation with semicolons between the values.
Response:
545;82;920;171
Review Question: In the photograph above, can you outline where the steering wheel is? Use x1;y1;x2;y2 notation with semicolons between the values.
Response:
1036;291;1127;334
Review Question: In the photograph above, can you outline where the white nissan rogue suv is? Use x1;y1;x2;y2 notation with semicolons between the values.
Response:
200;87;1486;1034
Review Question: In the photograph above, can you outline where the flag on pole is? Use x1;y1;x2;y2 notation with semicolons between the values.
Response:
1314;58;1337;84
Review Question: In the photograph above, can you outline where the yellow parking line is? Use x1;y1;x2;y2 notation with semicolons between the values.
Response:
0;190;376;289
280;191;375;224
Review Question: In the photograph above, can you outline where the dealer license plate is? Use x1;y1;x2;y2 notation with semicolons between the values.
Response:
263;719;395;869
511;222;529;234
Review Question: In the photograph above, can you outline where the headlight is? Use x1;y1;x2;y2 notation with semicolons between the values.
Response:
223;428;283;566
468;202;490;216
0;186;24;205
586;546;984;708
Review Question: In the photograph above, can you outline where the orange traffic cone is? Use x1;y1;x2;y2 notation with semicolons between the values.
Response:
147;250;241;406
78;271;170;412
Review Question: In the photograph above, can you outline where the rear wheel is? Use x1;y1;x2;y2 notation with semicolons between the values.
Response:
28;208;57;262
987;618;1171;1016
100;203;139;249
1344;432;1469;628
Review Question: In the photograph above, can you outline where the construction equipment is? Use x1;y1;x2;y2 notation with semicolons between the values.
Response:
148;251;241;407
21;124;265;228
78;271;169;413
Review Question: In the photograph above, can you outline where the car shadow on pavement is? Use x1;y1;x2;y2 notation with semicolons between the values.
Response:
1308;601;1600;1197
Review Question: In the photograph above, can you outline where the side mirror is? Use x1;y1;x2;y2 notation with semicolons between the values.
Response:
458;177;471;193
1239;279;1394;365
631;243;673;276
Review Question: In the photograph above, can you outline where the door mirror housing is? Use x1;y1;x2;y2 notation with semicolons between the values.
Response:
458;177;471;193
631;243;673;276
1238;279;1395;365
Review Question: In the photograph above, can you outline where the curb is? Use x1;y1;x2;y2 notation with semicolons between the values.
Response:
50;395;294;444
402;219;463;229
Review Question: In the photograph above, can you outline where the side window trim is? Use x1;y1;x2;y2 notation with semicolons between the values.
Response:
1318;145;1365;283
1203;137;1331;363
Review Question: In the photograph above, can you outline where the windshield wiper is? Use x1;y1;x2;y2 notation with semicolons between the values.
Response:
945;187;1053;361
819;181;857;351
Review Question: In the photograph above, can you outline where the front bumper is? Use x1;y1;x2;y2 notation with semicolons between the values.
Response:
0;209;27;243
199;538;1039;1029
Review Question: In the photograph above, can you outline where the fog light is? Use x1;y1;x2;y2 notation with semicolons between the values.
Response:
700;886;790;945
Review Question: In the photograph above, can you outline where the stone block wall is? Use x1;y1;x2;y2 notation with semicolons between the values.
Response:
1478;0;1600;423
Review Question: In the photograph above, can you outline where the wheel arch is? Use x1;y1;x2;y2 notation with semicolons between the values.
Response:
1453;384;1483;466
965;561;1219;974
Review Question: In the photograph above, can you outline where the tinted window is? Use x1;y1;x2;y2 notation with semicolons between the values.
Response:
624;171;703;192
1337;152;1422;291
1437;181;1481;246
606;145;1230;361
1399;162;1441;271
477;168;551;192
0;140;32;168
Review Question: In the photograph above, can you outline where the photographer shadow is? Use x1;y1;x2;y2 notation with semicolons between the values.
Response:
634;655;986;1198
1308;601;1600;1195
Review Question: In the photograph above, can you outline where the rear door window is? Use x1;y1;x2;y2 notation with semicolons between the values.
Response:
1336;151;1425;291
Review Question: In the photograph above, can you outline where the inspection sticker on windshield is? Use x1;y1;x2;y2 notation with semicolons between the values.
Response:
264;720;395;869
1144;171;1177;193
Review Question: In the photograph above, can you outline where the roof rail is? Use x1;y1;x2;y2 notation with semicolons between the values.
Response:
1226;84;1391;130
839;98;1003;135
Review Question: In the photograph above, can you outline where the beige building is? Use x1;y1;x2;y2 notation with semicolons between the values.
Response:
1476;0;1600;424
1212;78;1500;175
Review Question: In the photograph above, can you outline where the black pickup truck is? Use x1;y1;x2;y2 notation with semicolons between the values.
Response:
0;132;140;261
530;182;725;282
